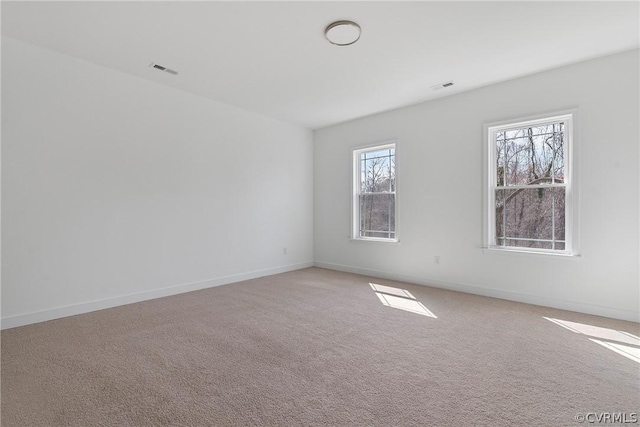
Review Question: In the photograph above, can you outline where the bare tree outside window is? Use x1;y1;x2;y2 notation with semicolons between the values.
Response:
493;120;568;251
354;144;396;240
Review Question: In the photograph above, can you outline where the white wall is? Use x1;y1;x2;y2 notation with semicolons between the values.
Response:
314;50;639;322
1;37;314;328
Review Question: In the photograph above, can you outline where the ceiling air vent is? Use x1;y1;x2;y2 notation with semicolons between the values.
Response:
149;62;178;76
430;81;454;91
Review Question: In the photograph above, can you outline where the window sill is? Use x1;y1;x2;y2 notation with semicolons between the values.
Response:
482;247;581;259
350;237;400;244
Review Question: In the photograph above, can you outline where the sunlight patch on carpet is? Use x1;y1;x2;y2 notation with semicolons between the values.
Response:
545;317;640;364
369;283;416;299
544;317;640;345
590;339;640;364
371;283;436;318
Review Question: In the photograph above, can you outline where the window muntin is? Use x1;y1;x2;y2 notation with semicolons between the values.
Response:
488;115;573;253
353;143;397;241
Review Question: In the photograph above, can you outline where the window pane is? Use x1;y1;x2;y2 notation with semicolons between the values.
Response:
503;124;563;186
554;187;566;247
359;194;395;238
495;189;505;244
504;239;553;250
360;148;395;193
553;123;565;183
362;148;394;159
496;138;505;186
494;187;565;250
364;231;396;239
504;188;552;241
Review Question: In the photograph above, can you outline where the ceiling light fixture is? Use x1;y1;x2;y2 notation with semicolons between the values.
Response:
325;20;361;46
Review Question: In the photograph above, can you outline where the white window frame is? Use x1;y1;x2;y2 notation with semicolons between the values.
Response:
483;111;579;256
352;141;398;243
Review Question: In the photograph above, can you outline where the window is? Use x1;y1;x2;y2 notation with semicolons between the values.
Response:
486;113;576;254
352;142;397;241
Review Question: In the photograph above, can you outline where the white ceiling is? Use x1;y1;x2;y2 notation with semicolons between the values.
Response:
2;1;638;129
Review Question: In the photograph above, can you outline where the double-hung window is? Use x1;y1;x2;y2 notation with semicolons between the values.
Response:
486;113;576;254
352;143;397;241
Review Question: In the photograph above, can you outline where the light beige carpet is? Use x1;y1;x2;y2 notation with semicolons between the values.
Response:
2;267;638;426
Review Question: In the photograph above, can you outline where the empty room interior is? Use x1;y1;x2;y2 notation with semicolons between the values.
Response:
1;1;639;426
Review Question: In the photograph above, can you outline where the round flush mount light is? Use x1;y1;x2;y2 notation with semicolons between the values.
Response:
325;20;361;46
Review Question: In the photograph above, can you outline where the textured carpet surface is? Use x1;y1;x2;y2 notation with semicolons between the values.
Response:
2;267;639;426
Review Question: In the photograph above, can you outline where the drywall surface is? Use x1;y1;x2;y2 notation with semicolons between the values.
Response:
314;49;639;321
2;37;313;327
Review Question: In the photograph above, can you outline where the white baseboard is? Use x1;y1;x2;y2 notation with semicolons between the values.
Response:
1;261;314;330
314;261;639;323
